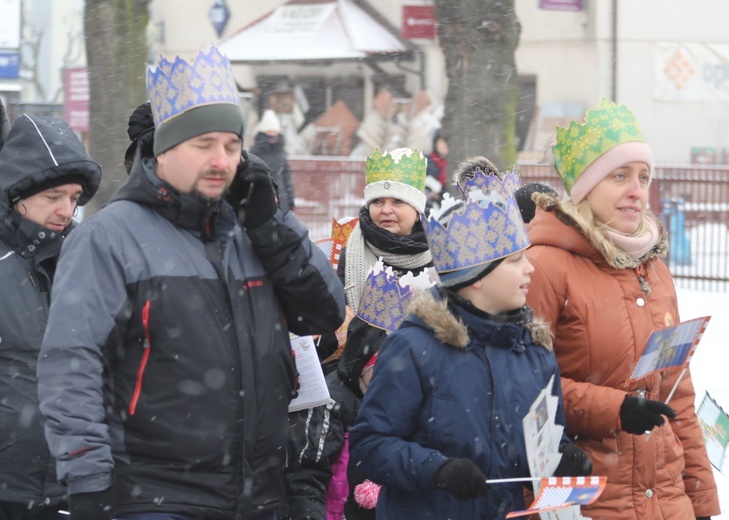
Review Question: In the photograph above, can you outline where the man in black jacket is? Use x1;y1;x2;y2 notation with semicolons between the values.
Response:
0;114;101;519
37;45;345;520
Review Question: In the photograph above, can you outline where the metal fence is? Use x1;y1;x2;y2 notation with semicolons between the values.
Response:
290;157;729;292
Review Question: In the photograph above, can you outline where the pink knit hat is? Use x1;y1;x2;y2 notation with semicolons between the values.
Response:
570;141;653;203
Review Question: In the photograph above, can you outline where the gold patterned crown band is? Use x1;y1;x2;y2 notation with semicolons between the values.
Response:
357;260;435;332
364;147;427;213
552;98;648;194
456;167;521;201
365;148;427;191
146;45;244;155
424;193;530;276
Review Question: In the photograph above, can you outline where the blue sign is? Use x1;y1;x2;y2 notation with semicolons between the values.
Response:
0;52;20;79
209;0;230;38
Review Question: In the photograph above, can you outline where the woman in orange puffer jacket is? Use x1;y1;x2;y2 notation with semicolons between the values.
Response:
525;99;720;520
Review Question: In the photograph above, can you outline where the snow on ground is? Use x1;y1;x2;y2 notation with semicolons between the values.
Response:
677;287;729;518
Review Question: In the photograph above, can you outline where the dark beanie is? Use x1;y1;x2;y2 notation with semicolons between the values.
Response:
17;174;90;201
153;104;245;156
514;182;557;224
125;101;154;164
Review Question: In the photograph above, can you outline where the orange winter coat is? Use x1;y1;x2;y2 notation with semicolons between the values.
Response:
525;195;720;520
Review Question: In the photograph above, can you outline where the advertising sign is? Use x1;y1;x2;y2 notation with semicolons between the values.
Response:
64;67;89;133
0;51;20;79
656;42;729;102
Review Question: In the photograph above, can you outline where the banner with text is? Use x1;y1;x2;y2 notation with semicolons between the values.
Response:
656;42;729;102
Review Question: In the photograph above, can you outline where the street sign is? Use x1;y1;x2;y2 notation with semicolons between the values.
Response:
402;5;436;40
64;67;89;133
0;52;20;79
210;0;231;38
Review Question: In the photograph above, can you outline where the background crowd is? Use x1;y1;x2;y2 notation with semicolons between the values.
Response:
0;43;720;520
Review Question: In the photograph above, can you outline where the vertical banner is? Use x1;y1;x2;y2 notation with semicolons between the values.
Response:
64;67;89;133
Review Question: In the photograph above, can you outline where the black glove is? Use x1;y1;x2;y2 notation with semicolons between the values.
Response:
554;442;592;477
433;458;490;500
619;395;676;435
69;488;114;520
696;517;711;520
227;152;278;229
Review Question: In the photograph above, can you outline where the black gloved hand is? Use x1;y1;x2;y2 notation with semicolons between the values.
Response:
433;458;490;500
554;442;592;477
69;488;114;520
227;151;278;229
619;395;676;435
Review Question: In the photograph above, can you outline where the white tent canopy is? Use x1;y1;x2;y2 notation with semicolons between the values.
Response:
218;0;416;63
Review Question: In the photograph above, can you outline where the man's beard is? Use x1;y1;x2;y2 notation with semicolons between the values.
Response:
193;171;230;203
193;188;225;204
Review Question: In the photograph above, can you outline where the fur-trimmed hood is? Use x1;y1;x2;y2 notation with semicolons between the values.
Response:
406;287;553;350
529;192;669;270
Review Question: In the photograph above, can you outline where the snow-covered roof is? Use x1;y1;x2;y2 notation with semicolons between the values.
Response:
218;0;417;63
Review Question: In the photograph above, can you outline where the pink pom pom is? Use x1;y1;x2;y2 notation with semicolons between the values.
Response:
354;479;380;509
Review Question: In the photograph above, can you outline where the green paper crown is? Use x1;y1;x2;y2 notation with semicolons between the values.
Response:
553;98;647;192
366;148;427;191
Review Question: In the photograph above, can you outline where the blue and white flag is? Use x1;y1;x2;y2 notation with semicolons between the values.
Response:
629;316;710;381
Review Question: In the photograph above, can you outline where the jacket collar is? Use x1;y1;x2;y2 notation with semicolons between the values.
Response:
407;286;553;351
0;211;65;262
112;133;235;241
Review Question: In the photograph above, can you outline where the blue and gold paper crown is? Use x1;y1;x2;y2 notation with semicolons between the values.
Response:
357;260;435;333
146;45;241;129
424;191;530;275
456;167;521;201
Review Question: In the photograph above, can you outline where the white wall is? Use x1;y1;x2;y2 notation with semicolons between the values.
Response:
516;0;729;162
150;0;729;162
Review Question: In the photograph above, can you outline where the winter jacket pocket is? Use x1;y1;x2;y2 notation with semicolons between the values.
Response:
658;425;686;487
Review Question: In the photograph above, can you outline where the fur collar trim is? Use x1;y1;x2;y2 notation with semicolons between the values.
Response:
408;290;553;350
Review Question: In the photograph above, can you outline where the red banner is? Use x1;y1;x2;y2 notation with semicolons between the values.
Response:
402;5;436;40
64;67;89;133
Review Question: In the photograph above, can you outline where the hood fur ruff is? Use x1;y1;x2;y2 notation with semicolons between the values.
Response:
407;290;553;351
532;192;669;270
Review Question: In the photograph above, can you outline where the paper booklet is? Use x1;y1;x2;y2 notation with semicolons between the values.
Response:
288;334;331;412
516;375;605;520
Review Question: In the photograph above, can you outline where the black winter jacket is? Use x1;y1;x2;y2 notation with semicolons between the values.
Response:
37;139;345;520
0;114;100;508
249;132;295;212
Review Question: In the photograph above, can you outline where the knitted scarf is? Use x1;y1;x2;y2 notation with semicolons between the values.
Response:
344;206;432;310
604;216;660;259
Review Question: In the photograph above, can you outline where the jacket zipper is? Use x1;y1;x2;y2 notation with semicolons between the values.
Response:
129;300;152;416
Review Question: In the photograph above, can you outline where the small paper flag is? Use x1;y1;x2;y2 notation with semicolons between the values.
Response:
697;392;729;472
629;316;710;381
506;476;607;518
